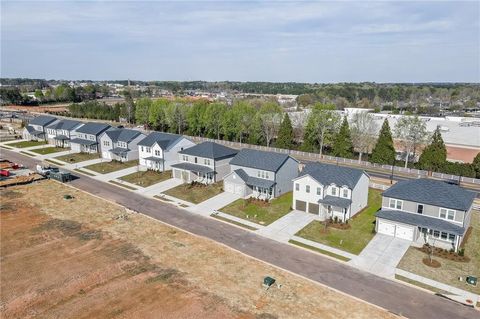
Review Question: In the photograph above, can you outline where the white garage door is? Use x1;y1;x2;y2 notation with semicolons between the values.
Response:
377;220;395;236
395;225;414;241
234;184;245;196
224;182;234;193
103;151;111;159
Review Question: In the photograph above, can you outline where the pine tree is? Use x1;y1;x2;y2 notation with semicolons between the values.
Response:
370;119;395;164
418;126;447;172
473;152;480;179
276;113;294;149
332;117;354;158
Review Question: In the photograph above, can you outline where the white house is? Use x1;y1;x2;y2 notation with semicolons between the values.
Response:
22;115;58;141
99;128;145;162
44;119;83;148
70;122;111;153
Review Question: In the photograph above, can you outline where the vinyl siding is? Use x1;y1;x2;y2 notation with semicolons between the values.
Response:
350;173;369;217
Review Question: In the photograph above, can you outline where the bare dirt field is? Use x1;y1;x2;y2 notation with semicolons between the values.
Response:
4;104;68;113
0;180;398;319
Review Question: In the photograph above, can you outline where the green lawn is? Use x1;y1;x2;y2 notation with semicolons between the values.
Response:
288;240;351;262
164;182;223;204
56;152;100;164
6;140;47;148
30;147;68;155
83;160;138;174
220;192;293;226
295;189;382;255
119;170;171;187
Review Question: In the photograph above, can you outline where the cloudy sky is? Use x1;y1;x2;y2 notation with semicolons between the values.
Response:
1;1;479;82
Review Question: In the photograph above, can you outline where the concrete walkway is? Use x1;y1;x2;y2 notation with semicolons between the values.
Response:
63;158;105;169
349;234;411;278
255;210;316;243
135;178;183;197
188;192;241;216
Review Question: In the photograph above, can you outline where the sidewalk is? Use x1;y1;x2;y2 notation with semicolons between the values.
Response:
92;166;140;182
188;192;241;216
212;211;264;230
290;236;357;260
256;210;316;242
135;178;183;197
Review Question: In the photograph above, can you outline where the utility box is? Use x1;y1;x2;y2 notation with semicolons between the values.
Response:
466;276;477;286
263;276;276;288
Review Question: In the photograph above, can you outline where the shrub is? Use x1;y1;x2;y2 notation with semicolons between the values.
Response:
333;216;338;223
458;248;465;256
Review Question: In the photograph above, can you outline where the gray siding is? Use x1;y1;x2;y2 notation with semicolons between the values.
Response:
214;156;234;181
350;173;369;217
274;157;298;197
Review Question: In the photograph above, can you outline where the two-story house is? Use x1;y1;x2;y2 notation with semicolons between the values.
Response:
171;142;237;184
69;122;111;153
45;119;84;148
99;128;145;162
22;115;58;141
375;178;476;251
223;148;298;200
292;162;370;222
138;132;195;171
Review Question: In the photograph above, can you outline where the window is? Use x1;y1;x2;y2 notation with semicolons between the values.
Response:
417;204;424;214
306;185;310;193
155;150;160;156
141;146;144;152
441;232;448;240
439;208;455;221
265;172;269;179
331;187;337;196
295;183;299;191
204;159;211;165
448;234;455;242
257;171;261;177
342;189;348;198
389;199;403;210
146;147;151;153
317;187;321;195
433;230;440;238
183;155;188;161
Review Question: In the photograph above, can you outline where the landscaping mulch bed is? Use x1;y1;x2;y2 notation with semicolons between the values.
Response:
417;245;470;262
422;258;441;268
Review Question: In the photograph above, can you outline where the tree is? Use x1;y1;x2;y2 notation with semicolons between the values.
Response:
204;103;226;140
148;99;168;131
473;152;480;178
276;113;294;149
302;103;340;156
135;97;152;127
164;101;187;134
122;90;135;123
231;101;256;143
394;116;427;167
418;126;447;172
350;112;377;163
370;119;395;164
187;99;208;136
257;102;282;147
332;117;354;158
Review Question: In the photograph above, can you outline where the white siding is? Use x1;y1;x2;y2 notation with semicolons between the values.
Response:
350;173;370;217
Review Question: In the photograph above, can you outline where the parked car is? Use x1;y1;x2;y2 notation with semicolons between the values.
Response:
36;164;59;176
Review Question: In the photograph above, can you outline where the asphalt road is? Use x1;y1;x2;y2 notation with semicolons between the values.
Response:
3;149;478;319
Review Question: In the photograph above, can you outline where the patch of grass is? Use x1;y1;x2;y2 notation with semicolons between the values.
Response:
395;275;450;295
6;140;47;148
220;192;293;226
164;182;223;204
74;168;96;176
288;240;351;262
19;151;36;157
119;170;171;187
109;180;137;190
56;152;100;164
211;214;258;231
295;189;382;255
0;145;13;150
45;159;65;166
30;146;68;155
84;160;138;174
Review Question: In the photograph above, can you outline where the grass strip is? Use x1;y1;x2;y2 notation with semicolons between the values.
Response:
45;159;65;166
394;275;450;295
288;239;351;262
108;180;137;190
0;145;14;149
20;151;36;157
211;214;258;231
74;168;96;176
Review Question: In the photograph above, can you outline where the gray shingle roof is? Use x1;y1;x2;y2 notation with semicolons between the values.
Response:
29;115;57;127
232;169;276;188
170;162;214;173
70;138;98;146
26;126;44;135
105;128;142;143
318;195;352;208
179;142;237;160
229;148;295;172
382;178;475;211
46;119;82;131
138;132;182;149
76;122;111;135
299;162;366;189
376;209;465;235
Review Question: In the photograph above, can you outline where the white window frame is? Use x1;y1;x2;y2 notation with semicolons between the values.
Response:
316;187;321;196
306;185;310;193
341;188;349;198
439;208;455;221
295;183;299;191
417;204;424;214
389;198;403;210
330;186;338;196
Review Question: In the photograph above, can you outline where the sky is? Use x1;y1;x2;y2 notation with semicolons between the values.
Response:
1;1;479;83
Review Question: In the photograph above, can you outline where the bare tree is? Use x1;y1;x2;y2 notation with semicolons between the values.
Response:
259;112;282;147
394;116;428;167
350;112;378;163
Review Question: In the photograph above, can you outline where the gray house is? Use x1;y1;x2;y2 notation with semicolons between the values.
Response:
171;142;237;184
292;163;370;222
223;148;298;200
45;119;83;147
99;128;145;162
138;132;195;172
375;178;476;251
70;122;111;153
22;115;57;141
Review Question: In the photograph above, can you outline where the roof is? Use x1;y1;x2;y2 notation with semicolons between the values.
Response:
46;119;82;131
179;142;237;160
29;115;57;127
143;156;164;162
53;135;69;141
105;128;142;143
298;162;366;189
318;195;352;208
138;132;183;149
170;162;214;174
233;169;276;189
76;122;111;135
26;126;44;136
109;147;130;155
229;148;295;172
382;178;475;211
376;209;465;236
69;138;98;146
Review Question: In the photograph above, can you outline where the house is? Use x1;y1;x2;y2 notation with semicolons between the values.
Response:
45;119;84;148
292;162;370;222
69;122;111;153
375;178;476;251
138;132;195;171
22;115;57;141
99;128;145;162
223;148;298;200
171;142;237;184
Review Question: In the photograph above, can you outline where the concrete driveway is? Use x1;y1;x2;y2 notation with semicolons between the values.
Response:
349;234;411;279
189;192;241;216
256;210;316;242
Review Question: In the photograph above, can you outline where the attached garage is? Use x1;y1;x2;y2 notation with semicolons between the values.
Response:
102;151;111;159
173;169;182;179
377;219;415;241
224;181;246;196
308;203;319;214
295;200;307;212
395;225;415;241
377;220;395;236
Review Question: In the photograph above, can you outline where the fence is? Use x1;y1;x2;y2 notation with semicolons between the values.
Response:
188;136;480;186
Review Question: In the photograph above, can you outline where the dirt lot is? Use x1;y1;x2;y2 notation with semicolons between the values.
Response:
1;180;397;319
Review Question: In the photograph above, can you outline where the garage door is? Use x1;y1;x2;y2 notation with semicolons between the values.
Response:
377;220;395;236
224;182;234;193
173;169;182;179
308;203;319;214
395;225;414;241
295;200;306;212
103;151;111;159
234;184;245;196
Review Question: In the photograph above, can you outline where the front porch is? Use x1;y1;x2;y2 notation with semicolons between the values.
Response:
318;196;352;222
70;138;99;154
142;156;165;171
53;135;70;148
109;147;130;162
171;162;215;185
414;227;461;252
251;186;274;201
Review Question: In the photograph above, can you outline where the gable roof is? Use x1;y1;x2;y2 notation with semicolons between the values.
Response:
137;131;183;149
297;162;366;189
46;119;82;131
229;148;295;172
105;128;143;143
29;115;57;127
382;178;475;211
76;122;111;135
179;142;237;160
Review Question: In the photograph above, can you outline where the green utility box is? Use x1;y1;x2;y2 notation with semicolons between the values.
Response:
466;276;477;286
263;276;276;287
51;171;72;183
